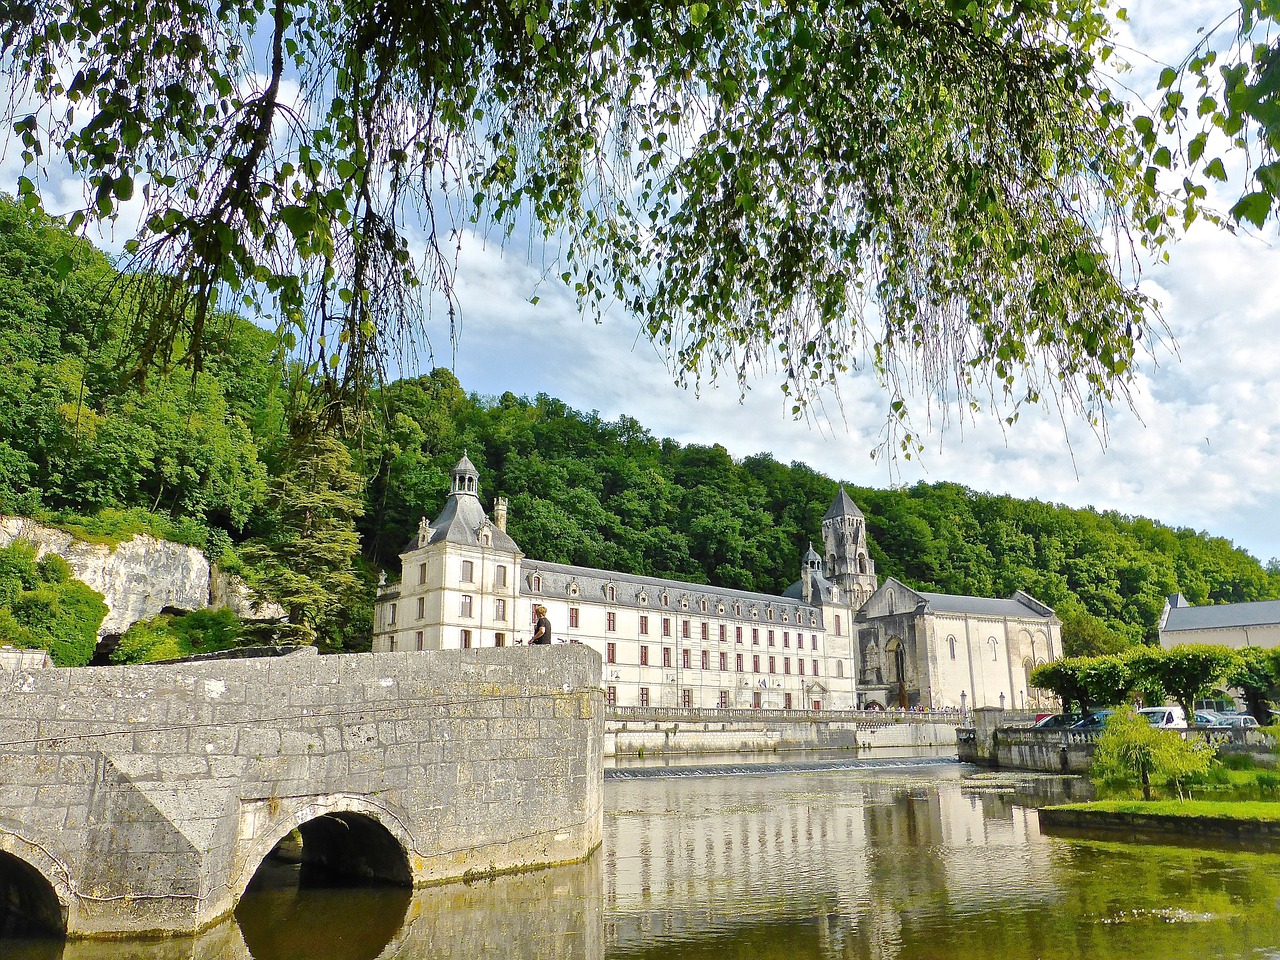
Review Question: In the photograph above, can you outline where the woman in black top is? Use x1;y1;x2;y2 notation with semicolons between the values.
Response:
530;605;552;645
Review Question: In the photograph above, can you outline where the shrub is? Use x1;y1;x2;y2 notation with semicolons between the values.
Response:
1220;753;1257;771
112;608;245;664
1092;709;1213;800
0;541;105;665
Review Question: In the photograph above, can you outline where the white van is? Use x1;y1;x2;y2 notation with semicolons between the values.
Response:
1137;706;1188;730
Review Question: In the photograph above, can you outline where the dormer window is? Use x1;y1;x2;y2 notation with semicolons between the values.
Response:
680;597;689;610
700;598;708;612
532;574;542;592
639;591;648;604
662;593;669;607
568;582;580;598
607;584;616;602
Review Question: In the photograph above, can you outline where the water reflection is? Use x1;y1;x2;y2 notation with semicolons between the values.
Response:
9;765;1280;960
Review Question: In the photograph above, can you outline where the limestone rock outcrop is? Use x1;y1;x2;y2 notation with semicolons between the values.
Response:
0;515;283;636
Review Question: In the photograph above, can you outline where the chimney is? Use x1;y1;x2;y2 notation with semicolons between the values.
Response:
494;497;508;532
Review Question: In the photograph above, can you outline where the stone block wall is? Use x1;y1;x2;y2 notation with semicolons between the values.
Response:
0;645;603;938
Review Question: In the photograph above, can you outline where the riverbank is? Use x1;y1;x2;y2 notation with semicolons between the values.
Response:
1039;800;1280;849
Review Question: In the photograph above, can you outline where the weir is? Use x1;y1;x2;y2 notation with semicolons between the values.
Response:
0;646;603;939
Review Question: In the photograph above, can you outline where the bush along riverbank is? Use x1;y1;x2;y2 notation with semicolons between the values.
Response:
1038;710;1280;847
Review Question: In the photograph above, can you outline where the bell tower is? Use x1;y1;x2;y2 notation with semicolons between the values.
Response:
821;488;879;606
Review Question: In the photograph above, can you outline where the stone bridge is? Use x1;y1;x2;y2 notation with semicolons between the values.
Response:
0;646;603;940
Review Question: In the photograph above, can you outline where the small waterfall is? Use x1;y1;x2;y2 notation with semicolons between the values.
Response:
605;755;960;781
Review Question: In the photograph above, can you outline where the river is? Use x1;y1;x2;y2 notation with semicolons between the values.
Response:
10;759;1280;959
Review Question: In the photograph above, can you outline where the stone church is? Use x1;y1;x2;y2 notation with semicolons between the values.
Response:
372;456;1061;711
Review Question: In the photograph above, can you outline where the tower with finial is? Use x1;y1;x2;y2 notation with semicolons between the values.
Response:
821;487;878;606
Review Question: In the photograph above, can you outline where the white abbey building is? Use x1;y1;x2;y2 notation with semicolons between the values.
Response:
373;456;1062;711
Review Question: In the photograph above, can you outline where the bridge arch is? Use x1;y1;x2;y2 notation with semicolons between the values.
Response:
0;834;69;938
233;795;415;903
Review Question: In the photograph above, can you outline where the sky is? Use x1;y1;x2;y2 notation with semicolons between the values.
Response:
7;0;1280;566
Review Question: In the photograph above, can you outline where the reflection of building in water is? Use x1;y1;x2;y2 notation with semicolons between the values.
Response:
603;772;1059;960
372;459;1062;711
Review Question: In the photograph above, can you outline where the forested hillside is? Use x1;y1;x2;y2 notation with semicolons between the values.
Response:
1;198;1277;663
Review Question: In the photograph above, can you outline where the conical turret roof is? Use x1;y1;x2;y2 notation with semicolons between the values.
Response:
823;487;864;521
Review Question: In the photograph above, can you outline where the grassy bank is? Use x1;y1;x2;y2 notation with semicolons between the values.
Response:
1051;799;1280;821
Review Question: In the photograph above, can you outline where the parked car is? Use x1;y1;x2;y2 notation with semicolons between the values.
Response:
1071;710;1116;730
1223;714;1261;729
1032;713;1082;729
1192;710;1229;727
1137;706;1188;730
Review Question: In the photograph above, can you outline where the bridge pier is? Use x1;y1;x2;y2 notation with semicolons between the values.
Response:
0;646;603;939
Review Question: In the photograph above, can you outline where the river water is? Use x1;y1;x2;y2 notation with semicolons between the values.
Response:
13;760;1280;960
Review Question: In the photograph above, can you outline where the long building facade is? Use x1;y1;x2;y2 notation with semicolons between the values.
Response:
372;457;1062;710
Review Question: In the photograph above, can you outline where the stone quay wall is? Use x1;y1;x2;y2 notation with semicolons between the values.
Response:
606;707;961;756
0;645;603;939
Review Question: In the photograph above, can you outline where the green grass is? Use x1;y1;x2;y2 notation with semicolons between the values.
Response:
1052;800;1280;821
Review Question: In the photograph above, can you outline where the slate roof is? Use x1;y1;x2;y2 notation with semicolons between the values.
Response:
1163;598;1280;632
782;571;838;604
915;591;1053;619
823;487;864;521
520;559;825;627
862;577;1055;620
422;492;521;553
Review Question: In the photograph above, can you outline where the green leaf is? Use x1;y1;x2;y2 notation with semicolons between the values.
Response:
690;3;709;25
1159;67;1177;89
1204;158;1227;180
1230;191;1272;228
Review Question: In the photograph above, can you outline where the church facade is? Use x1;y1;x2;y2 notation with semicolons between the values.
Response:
372;457;1062;711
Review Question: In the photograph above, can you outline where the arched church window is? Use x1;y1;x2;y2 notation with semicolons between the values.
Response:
989;637;999;661
948;636;957;660
836;661;843;678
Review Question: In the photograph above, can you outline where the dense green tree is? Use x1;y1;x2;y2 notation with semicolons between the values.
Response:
240;434;365;646
1227;646;1280;723
1126;644;1241;720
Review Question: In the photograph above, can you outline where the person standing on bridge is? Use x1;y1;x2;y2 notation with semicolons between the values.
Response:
530;605;552;645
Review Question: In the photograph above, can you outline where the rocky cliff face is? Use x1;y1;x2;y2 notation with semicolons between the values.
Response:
0;516;281;637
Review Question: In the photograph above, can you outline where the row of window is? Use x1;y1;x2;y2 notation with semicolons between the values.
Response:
606;687;820;710
573;610;829;646
609;642;825;677
387;594;511;626
945;635;1004;662
416;560;510;587
528;574;820;625
387;628;512;651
